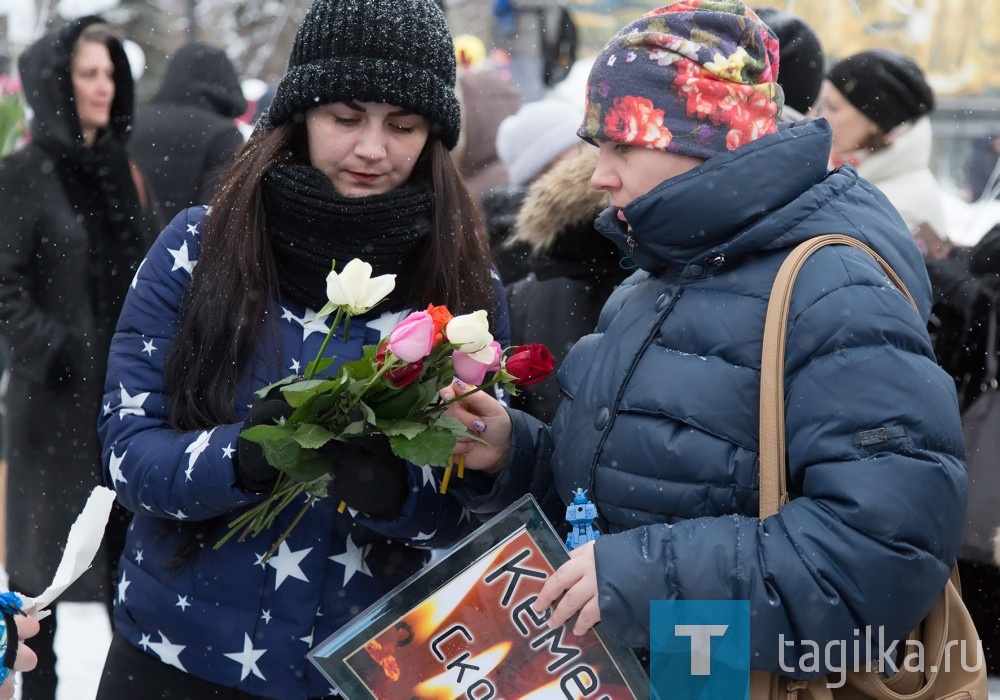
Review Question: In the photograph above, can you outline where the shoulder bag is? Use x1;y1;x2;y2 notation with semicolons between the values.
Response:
749;234;987;700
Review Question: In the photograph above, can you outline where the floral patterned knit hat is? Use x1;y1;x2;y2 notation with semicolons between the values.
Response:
578;0;784;158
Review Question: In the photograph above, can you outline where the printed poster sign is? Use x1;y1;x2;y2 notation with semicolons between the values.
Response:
309;495;649;699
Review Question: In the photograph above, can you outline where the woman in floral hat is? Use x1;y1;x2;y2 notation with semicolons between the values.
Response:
94;0;507;697
444;0;966;685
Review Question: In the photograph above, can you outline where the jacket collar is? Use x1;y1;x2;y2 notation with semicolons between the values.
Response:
594;119;833;276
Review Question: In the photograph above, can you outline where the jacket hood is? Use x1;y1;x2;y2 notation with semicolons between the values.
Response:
151;42;247;119
509;145;609;255
595;117;932;318
19;15;134;151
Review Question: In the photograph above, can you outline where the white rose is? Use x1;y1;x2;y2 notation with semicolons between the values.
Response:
322;259;396;316
445;310;495;363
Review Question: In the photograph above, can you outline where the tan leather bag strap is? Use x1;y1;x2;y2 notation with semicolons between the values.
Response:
758;234;917;518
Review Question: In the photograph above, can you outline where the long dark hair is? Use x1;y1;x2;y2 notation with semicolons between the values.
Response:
163;123;495;430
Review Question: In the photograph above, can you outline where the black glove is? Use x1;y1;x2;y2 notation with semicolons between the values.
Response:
236;397;294;493
319;435;409;517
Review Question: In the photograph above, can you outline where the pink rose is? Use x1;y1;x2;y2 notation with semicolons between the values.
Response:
452;341;502;385
388;311;435;363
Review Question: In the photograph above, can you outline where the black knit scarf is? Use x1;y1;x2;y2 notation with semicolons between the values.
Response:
262;163;433;312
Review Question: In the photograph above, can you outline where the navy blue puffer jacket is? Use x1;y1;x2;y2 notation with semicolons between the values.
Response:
498;120;967;675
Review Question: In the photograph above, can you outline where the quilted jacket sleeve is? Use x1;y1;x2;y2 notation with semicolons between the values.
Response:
98;207;260;521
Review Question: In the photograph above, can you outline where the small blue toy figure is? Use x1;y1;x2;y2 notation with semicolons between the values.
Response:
565;488;601;551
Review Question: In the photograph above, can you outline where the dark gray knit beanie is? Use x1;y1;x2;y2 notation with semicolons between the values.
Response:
827;49;934;134
754;7;824;115
264;0;461;149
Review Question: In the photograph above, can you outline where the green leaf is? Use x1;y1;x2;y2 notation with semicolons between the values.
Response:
289;422;336;449
253;374;299;399
340;355;377;381
377;420;426;439
389;429;457;467
358;401;377;425
239;423;294;444
309;389;352;418
282;378;340;400
303;473;333;497
347;380;370;399
261;439;303;472
368;380;437;419
316;300;337;319
283;450;332;482
433;415;469;434
303;357;336;378
494;368;517;384
339;420;367;437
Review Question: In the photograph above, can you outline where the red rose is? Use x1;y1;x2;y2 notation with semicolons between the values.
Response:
375;343;425;388
505;343;556;387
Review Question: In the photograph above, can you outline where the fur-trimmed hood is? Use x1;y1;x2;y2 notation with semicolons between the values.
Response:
507;145;608;255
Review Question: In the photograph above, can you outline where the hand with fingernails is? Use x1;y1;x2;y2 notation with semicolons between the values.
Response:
440;379;601;634
439;378;512;474
532;540;601;637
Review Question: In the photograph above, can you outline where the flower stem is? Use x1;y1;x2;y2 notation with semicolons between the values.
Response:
214;474;291;549
442;380;494;406
261;483;308;531
306;309;344;380
263;495;316;561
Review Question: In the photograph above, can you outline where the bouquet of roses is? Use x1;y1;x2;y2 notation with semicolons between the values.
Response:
217;258;555;556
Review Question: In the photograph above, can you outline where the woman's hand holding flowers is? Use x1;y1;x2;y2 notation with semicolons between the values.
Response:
319;435;408;516
236;395;294;493
239;394;408;513
439;379;512;474
224;257;555;557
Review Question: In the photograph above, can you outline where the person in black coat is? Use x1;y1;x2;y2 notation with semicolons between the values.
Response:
928;223;1000;676
504;144;626;424
0;17;160;699
487;97;584;285
131;42;247;220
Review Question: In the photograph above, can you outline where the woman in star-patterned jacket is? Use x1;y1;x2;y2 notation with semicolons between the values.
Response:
94;0;507;698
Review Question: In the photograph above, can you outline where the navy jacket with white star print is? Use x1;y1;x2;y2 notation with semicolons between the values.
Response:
98;205;510;699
